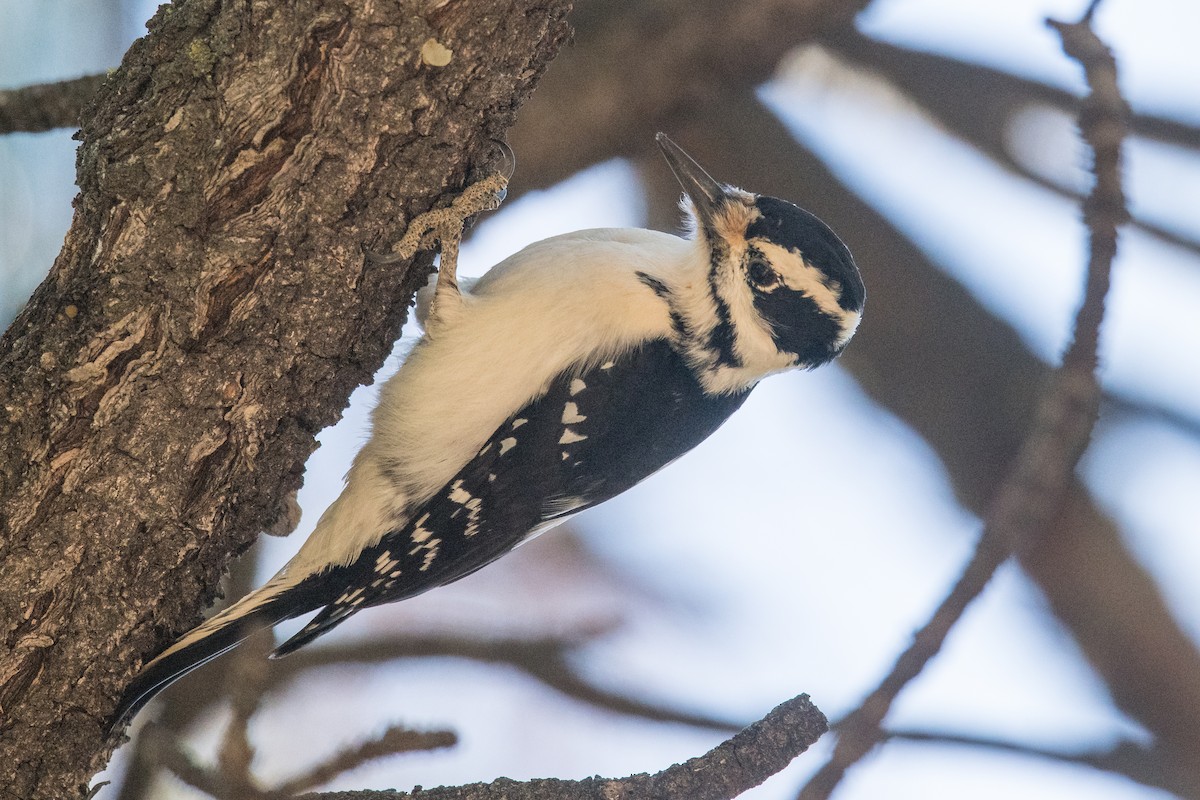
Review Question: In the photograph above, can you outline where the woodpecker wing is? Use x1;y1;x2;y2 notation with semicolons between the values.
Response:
273;338;751;655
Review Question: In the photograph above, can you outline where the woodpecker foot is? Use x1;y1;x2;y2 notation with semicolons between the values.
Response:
364;142;512;315
360;140;511;331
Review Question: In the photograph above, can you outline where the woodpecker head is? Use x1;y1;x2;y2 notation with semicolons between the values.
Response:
656;133;864;393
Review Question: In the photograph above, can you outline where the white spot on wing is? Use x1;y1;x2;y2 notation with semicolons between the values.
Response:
448;479;473;505
569;378;586;396
561;402;586;424
409;538;440;571
512;418;528;428
559;428;587;445
500;437;517;454
337;587;364;604
600;361;615;370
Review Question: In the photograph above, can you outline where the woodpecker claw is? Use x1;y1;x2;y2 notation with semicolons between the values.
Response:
490;138;517;185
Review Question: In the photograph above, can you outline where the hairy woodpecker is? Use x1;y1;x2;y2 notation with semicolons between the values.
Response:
111;133;864;729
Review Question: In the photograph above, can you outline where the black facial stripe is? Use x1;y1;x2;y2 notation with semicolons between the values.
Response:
706;244;740;368
748;196;864;313
635;271;670;299
753;286;843;367
636;270;691;344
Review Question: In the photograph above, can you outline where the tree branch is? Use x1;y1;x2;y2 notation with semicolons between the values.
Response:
506;0;871;195
797;8;1152;797
628;87;1200;788
302;694;826;800
274;726;458;797
507;1;1200;782
822;28;1200;256
0;74;109;133
0;2;570;797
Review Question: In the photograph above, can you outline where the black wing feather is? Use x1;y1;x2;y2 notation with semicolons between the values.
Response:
274;338;751;655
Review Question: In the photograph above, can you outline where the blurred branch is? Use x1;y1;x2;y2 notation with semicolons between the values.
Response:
1101;394;1200;443
303;694;826;800
216;631;275;798
887;730;1200;798
140;627;457;800
125;625;744;739
119;620;741;798
275;726;457;796
1047;7;1127;370
797;8;1126;797
507;0;872;195
0;74;108;133
824;27;1197;148
799;363;1105;796
632;85;1200;788
140;691;821;800
145;719;455;800
140;726;230;799
266;631;743;734
115;535;266;800
824;28;1200;255
531;0;1200;776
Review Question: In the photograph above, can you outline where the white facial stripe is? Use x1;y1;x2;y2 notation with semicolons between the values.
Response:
753;241;845;320
837;310;862;347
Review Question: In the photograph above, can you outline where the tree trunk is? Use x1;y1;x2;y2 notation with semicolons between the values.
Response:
0;1;570;797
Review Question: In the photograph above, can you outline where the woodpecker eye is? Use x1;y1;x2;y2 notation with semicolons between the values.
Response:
747;257;778;290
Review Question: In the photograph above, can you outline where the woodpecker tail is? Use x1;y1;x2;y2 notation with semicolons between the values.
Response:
109;569;325;734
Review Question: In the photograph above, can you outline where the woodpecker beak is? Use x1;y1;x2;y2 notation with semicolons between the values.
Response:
656;133;725;231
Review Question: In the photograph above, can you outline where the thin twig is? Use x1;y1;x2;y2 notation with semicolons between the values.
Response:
116;541;267;800
884;729;1200;797
274;725;457;795
1046;11;1129;372
142;725;243;800
796;533;1009;800
216;631;276;798
822;28;1199;257
796;5;1129;798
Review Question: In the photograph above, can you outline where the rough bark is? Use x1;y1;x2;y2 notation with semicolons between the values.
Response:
0;1;570;797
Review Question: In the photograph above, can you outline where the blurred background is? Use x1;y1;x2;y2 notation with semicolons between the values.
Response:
3;0;1199;797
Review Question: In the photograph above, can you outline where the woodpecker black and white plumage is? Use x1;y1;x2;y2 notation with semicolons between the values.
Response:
111;133;864;729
